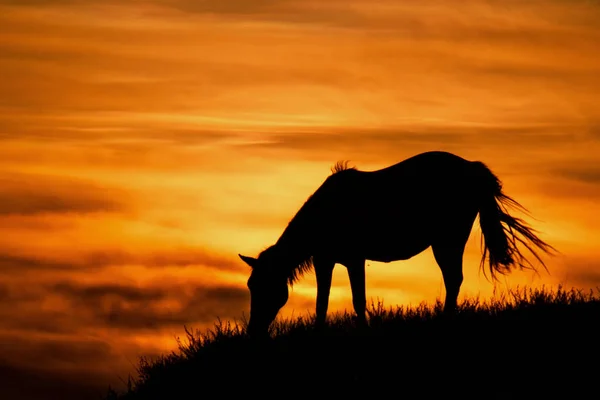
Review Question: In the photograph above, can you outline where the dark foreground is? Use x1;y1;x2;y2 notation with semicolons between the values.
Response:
106;286;600;400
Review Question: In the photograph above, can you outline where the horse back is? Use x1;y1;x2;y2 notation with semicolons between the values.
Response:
313;152;481;251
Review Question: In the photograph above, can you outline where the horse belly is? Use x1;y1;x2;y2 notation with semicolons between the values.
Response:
334;211;430;262
362;228;430;262
326;179;439;262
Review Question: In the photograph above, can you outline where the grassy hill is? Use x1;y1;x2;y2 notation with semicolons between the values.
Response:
105;286;600;400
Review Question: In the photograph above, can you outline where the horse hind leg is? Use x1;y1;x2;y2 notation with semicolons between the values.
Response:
432;242;465;313
431;221;474;314
434;249;463;314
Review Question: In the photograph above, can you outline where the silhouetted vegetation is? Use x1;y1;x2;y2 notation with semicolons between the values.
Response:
105;286;599;400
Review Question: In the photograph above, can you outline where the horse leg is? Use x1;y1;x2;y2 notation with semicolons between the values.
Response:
314;257;335;328
432;242;464;314
432;221;473;314
346;259;367;326
432;203;478;314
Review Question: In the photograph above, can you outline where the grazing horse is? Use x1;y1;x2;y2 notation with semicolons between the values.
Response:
238;151;556;337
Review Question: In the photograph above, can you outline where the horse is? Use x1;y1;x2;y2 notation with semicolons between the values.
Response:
238;150;556;337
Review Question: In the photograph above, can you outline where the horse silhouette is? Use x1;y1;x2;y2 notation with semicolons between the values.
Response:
239;151;556;337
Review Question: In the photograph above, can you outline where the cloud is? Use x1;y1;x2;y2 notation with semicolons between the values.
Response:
157;0;600;35
54;281;166;303
0;172;128;216
2;280;251;340
0;283;10;302
164;0;293;15
0;0;96;4
0;247;244;274
235;125;584;163
0;274;306;338
51;281;249;331
17;336;114;367
0;328;128;398
0;361;105;400
0;254;81;272
245;129;467;150
0;280;253;384
1;0;597;148
567;271;600;288
546;253;600;290
533;164;600;202
549;255;600;290
0;275;313;398
554;166;600;185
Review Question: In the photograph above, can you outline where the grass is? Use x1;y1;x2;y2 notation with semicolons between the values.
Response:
105;285;600;399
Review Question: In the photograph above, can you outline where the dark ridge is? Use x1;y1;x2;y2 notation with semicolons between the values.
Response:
104;286;600;400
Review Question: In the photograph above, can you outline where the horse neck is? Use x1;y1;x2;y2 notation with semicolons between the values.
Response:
272;186;325;274
275;220;313;269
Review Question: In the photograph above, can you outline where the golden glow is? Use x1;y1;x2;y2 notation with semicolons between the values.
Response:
1;0;599;393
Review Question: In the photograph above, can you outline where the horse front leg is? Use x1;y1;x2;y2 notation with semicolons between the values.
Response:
314;257;335;328
346;259;367;326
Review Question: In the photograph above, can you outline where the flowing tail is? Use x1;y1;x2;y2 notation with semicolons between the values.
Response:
473;161;557;281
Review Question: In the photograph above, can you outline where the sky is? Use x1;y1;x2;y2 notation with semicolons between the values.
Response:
1;0;599;398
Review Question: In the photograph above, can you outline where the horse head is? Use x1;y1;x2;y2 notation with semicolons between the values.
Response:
239;253;289;338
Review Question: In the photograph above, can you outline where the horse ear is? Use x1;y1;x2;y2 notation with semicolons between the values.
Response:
238;254;258;269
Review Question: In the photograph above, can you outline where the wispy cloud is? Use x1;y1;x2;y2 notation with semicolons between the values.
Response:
51;281;249;330
0;361;104;400
0;247;244;274
554;166;600;185
0;172;128;215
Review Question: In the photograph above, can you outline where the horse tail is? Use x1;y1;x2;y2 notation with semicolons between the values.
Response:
473;161;557;281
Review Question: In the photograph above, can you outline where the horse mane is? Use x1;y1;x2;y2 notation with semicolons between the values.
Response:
330;160;356;174
288;257;314;286
275;160;357;286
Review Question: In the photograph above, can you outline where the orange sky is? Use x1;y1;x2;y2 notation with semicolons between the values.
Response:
1;0;600;398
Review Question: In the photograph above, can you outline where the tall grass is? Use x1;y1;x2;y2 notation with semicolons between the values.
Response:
105;286;600;399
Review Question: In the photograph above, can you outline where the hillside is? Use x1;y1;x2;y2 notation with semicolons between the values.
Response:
105;286;600;399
